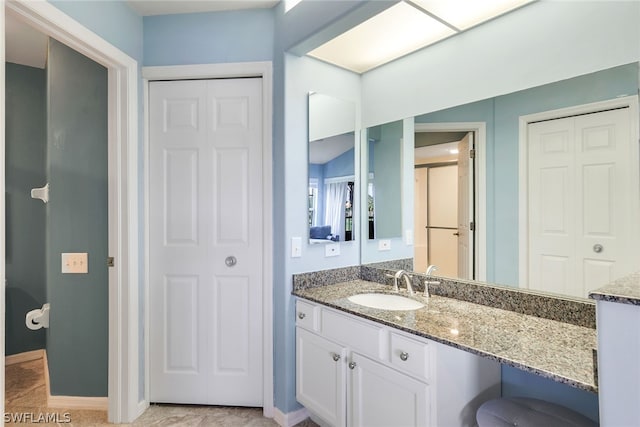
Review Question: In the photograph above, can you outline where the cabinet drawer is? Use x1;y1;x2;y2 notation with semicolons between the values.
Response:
322;308;383;358
390;332;431;381
296;300;319;331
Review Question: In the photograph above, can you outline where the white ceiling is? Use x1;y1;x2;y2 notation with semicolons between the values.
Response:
309;133;354;164
415;141;460;161
127;0;279;16
5;10;48;69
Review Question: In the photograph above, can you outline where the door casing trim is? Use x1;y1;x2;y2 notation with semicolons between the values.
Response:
518;95;640;288
142;63;274;417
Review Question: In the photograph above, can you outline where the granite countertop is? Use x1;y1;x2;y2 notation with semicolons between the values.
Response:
293;279;598;393
589;271;640;305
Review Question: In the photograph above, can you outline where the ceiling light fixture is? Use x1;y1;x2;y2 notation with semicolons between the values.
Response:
306;0;534;73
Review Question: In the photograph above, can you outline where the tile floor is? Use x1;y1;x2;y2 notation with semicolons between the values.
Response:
5;357;317;426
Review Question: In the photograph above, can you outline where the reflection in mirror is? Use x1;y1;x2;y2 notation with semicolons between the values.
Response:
366;120;403;240
413;131;474;280
412;62;640;300
308;92;356;244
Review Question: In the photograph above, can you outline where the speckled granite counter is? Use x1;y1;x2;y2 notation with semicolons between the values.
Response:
589;271;640;305
293;279;598;393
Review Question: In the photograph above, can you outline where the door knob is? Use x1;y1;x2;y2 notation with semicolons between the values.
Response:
225;256;237;267
593;244;603;253
332;353;341;362
348;361;357;370
400;352;409;361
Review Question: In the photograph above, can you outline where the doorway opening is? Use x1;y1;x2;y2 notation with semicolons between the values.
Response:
2;1;140;422
414;122;487;281
414;132;474;279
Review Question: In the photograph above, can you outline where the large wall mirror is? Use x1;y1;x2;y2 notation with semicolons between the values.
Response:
365;120;403;240
308;92;357;244
383;62;640;301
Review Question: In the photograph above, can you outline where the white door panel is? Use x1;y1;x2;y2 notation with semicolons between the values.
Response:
527;107;636;298
457;133;472;279
150;78;263;405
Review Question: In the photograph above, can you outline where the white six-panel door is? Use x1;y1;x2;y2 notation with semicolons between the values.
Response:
527;107;636;298
149;78;263;405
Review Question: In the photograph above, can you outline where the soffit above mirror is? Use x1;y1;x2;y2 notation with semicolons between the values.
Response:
307;0;534;73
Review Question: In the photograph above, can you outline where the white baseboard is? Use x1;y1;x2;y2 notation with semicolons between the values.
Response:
5;349;45;365
273;407;310;427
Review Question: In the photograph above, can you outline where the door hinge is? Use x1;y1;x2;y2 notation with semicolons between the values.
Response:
469;149;476;159
470;221;475;231
107;257;115;268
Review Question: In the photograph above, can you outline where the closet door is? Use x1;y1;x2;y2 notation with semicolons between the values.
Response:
149;78;264;405
527;107;636;298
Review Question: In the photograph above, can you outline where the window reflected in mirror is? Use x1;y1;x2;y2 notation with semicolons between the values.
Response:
308;92;356;244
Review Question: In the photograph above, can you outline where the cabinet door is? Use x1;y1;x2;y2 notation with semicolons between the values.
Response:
296;327;347;427
349;352;429;427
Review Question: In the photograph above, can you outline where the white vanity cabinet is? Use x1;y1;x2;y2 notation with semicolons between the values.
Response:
295;299;500;427
296;328;347;427
349;351;429;427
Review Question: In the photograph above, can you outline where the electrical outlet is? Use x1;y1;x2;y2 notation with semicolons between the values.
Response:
378;239;391;251
61;253;88;274
325;243;340;257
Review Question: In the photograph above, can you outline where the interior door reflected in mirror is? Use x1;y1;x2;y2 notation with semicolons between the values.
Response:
308;92;356;244
366;120;403;240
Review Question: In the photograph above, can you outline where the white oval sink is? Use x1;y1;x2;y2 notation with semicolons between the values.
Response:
347;293;424;311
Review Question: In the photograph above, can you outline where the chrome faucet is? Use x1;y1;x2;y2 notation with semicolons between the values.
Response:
394;270;415;296
424;265;439;298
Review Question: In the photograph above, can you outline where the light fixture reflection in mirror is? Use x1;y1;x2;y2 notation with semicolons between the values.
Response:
308;92;357;245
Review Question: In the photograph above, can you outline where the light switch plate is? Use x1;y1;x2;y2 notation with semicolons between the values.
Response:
325;243;340;257
61;253;88;274
378;239;391;251
405;230;414;245
291;237;302;258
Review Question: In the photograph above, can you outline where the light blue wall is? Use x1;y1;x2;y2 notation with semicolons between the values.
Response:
143;9;274;66
49;0;143;61
324;147;355;178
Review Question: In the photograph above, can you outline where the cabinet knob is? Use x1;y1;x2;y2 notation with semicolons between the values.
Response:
348;361;357;370
332;353;341;362
298;312;306;320
400;352;409;361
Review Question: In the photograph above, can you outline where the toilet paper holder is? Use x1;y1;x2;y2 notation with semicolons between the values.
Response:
26;303;50;330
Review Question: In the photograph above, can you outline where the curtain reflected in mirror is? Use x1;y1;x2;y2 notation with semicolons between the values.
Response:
308;92;356;244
